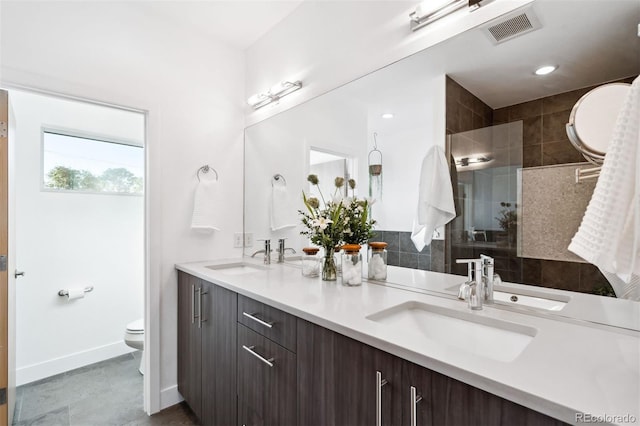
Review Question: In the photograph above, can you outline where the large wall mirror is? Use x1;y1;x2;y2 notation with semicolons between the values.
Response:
244;0;639;300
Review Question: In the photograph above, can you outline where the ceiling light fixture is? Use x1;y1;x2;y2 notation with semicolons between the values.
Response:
247;80;302;110
534;65;557;76
410;0;484;32
455;156;492;167
382;113;394;119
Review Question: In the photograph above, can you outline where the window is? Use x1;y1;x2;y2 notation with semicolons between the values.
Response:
42;130;144;194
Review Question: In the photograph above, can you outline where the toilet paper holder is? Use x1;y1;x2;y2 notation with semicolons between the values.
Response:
58;286;94;297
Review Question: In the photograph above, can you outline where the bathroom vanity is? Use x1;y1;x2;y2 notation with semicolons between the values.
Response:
175;260;640;426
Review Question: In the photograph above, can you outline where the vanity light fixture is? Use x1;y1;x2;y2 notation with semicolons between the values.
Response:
534;65;557;76
455;156;491;166
410;0;483;32
382;113;394;119
247;80;303;110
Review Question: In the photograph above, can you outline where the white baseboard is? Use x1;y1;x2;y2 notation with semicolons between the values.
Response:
160;385;183;410
16;341;135;386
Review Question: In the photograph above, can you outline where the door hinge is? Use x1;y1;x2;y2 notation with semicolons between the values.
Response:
0;121;7;138
0;255;7;271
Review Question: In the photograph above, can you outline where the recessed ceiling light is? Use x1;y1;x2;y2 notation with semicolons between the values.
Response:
534;65;557;76
382;113;394;119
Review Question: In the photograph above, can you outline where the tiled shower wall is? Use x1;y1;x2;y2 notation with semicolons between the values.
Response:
370;231;444;272
446;75;637;294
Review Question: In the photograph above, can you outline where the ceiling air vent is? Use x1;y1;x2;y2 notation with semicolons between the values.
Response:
484;9;541;44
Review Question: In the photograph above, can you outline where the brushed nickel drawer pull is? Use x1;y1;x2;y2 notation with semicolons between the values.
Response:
410;385;423;426
242;311;274;328
242;345;274;367
376;371;388;426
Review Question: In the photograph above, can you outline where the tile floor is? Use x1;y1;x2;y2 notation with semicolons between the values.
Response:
13;352;198;426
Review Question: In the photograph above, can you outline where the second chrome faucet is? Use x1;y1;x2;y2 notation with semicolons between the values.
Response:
455;255;497;310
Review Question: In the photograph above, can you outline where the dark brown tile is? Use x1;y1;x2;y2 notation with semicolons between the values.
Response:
446;76;461;103
540;260;580;291
542;139;584;166
522;258;542;285
446;102;460;133
579;263;611;294
471;95;490;117
483;109;493;127
493;107;509;124
542;110;571;143
458;105;473;132
458;85;477;110
542;88;588;115
522;116;542;146
472;112;484;130
523;144;542;168
509;99;542;120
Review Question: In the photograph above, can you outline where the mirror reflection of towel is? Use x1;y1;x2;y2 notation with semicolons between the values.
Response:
411;146;456;251
270;183;296;231
191;179;221;232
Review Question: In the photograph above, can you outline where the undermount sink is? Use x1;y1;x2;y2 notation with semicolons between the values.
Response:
445;284;569;312
367;301;536;362
206;262;270;276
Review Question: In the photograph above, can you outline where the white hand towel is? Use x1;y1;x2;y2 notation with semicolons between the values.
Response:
568;76;640;300
411;145;456;251
270;182;297;231
191;179;221;232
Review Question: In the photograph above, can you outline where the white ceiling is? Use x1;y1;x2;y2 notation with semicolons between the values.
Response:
135;0;303;50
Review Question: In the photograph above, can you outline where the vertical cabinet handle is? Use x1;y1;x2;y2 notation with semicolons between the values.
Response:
376;371;388;426
195;287;201;328
410;386;423;426
191;285;196;324
199;290;208;327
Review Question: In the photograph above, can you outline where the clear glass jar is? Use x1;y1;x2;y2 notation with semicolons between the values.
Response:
301;247;320;277
341;244;362;286
368;242;388;281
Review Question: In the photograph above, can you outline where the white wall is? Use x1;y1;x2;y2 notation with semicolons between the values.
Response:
1;1;245;411
10;90;144;385
245;0;535;126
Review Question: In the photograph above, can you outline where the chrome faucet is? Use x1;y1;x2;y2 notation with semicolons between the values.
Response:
456;254;497;309
251;239;272;264
480;254;495;304
277;238;296;263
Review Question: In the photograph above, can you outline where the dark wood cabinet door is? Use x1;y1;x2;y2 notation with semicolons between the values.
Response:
177;271;202;420
237;324;296;426
402;360;569;426
201;281;238;426
297;319;402;426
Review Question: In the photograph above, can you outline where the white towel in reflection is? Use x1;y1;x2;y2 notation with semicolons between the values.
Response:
411;145;456;251
191;179;221;232
270;182;296;231
568;76;640;300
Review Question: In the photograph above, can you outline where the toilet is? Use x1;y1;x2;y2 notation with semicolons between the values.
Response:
124;318;144;375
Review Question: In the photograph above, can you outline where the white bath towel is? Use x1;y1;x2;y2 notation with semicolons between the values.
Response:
411;145;456;251
270;182;297;231
568;76;640;300
191;179;221;232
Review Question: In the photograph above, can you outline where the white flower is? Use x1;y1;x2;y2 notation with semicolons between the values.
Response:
364;197;377;206
312;217;333;230
344;228;353;235
332;193;344;205
356;205;364;213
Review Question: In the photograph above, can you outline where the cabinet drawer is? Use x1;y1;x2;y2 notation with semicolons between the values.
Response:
237;324;297;426
238;295;297;352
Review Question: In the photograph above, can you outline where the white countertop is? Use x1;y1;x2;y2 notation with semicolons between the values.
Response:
176;258;640;426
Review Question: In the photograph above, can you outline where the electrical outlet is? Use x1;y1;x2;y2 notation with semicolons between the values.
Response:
244;233;254;247
233;233;243;248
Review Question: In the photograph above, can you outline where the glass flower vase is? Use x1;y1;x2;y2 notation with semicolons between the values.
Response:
322;248;337;281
